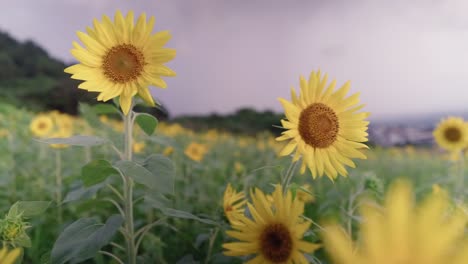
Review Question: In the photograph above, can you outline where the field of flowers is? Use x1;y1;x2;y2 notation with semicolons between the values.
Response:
0;9;466;264
0;100;466;264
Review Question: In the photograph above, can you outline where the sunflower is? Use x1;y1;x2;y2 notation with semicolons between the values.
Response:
184;142;208;162
132;141;146;153
223;184;320;263
223;183;246;225
433;117;468;152
277;70;370;180
30;115;54;138
322;180;468;264
163;146;174;156
0;247;21;264
64;10;176;115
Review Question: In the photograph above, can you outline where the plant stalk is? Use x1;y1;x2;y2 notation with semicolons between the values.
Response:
55;149;63;224
123;106;137;264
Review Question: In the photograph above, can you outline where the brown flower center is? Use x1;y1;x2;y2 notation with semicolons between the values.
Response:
38;122;47;130
298;103;339;148
260;223;293;263
103;44;145;83
444;127;462;143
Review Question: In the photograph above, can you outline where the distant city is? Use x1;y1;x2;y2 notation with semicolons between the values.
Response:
369;111;468;146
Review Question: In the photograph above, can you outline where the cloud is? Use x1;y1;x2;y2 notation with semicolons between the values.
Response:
1;0;468;118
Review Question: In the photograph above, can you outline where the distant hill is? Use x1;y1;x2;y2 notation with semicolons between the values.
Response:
0;30;98;114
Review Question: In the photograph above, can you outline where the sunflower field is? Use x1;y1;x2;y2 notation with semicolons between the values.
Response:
0;9;466;264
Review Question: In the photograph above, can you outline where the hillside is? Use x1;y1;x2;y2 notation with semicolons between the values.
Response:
0;30;95;114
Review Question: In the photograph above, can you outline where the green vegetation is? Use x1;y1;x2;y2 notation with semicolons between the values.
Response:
0;102;465;263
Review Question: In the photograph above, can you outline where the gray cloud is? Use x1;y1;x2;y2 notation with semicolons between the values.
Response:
1;0;468;119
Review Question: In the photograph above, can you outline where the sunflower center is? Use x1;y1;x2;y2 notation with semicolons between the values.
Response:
38;122;47;130
298;103;339;148
103;44;145;83
260;223;293;263
444;127;461;143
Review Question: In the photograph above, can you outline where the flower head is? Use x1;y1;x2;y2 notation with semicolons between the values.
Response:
184;142;208;162
65;10;176;115
223;184;320;263
277;70;369;180
433;117;468;152
322;180;468;264
132;141;146;153
30;115;54;138
223;184;246;225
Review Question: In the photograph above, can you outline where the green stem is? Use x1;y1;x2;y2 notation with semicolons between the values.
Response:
205;228;219;264
282;161;298;194
123;105;137;264
55;149;63;224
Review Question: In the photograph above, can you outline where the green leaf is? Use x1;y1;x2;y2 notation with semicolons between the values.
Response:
92;104;119;115
145;193;171;210
63;184;104;204
135;113;158;135
36;135;107;147
50;215;123;264
161;208;218;226
115;160;157;190
143;154;175;195
81;160;118;187
8;201;50;218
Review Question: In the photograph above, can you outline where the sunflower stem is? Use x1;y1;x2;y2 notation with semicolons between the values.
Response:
55;149;63;225
204;227;219;264
123;104;137;264
282;161;298;193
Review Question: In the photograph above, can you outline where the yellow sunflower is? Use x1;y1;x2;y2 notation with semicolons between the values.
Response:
433;117;468;152
64;10;176;115
277;70;370;180
30;115;54;138
132;141;146;153
0;247;21;264
184;142;208;162
223;184;320;263
322;180;468;264
223;183;246;225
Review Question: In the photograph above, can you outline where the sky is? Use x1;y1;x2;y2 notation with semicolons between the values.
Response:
1;0;468;119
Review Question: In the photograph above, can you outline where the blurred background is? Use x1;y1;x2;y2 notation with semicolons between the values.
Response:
1;0;468;143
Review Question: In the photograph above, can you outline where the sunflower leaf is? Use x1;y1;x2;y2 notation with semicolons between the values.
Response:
135;113;158;135
81;159;118;187
36;135;107;147
50;215;123;264
8;201;51;218
92;103;120;115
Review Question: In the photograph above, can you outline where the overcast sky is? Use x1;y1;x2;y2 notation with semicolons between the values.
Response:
1;0;468;119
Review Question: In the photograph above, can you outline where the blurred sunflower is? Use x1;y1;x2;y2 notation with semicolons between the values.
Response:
223;183;246;225
433;117;468;152
184;142;208;162
64;10;176;115
277;70;369;180
322;180;468;264
30;115;54;137
163;146;174;156
223;184;320;263
0;247;21;264
132;141;146;153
